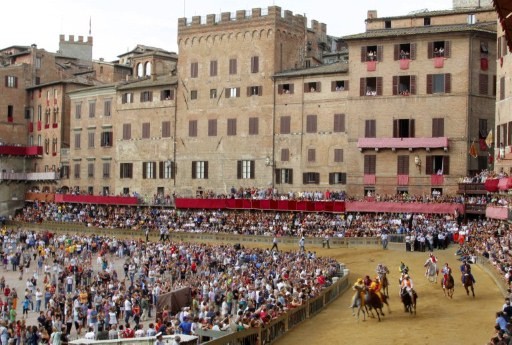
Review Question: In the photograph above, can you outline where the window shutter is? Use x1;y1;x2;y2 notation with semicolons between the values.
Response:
497;125;501;147
360;78;366;96
376;77;383;95
432;118;438;137
479;74;488;95
171;162;176;179
289;84;294;93
275;169;282;184
377;46;383;61
409;119;415;138
394;44;400;61
246;87;251;97
237;161;242;179
428;42;434;58
316;82;321;92
159;162;164;179
361;46;367;62
345;81;349;90
304;83;309;93
225;88;230;98
410;75;416;95
439;118;444;137
236;88;240;97
410;43;417;60
142;162;147;179
278;84;283;94
302;173;307;184
425;156;433;175
4;76;7;87
426;74;433;94
191;161;197;179
204;162;209;179
281;148;289;161
393;120;398;138
258;86;262;96
443;156;450;175
444;73;451;93
392;76;398;95
498;38;502;59
331;81;336;91
329;173;335;184
289;170;293;184
250;160;255;179
444;41;451;58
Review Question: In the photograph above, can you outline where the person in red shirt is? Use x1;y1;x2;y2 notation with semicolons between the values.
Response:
122;323;134;338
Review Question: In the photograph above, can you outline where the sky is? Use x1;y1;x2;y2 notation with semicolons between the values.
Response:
3;0;454;61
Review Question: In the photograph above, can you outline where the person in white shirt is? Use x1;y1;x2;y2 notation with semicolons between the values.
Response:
84;326;95;340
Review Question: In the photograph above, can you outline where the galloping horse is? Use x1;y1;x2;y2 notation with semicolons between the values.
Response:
350;284;367;321
378;272;389;297
463;273;475;297
400;286;417;315
364;287;385;321
442;273;455;298
424;259;438;283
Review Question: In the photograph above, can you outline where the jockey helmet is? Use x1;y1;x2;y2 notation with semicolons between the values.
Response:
404;274;409;279
375;276;380;281
356;278;363;284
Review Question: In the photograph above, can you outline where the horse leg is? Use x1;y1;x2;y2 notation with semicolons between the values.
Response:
471;285;475;297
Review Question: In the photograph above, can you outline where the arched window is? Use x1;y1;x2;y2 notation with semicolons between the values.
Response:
145;61;152;76
37;135;42;146
29;135;33;146
137;63;143;77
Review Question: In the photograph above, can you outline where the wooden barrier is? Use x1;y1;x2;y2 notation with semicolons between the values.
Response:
476;256;509;297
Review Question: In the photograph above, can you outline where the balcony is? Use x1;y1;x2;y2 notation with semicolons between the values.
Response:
54;194;139;205
457;182;486;195
358;137;448;150
26;172;59;181
0;145;43;157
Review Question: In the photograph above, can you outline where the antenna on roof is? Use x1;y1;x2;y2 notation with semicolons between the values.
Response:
89;16;92;35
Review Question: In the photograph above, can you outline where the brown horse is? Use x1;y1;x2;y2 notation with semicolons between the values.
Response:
400;286;417;315
364;288;385;321
378;272;389;297
463;273;475;297
442;273;455;298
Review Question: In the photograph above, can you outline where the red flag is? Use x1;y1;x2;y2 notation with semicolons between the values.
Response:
469;141;478;158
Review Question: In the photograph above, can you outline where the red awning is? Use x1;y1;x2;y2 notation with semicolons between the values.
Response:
484;179;500;192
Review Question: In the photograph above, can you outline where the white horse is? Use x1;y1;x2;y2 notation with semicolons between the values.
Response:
424;259;438;283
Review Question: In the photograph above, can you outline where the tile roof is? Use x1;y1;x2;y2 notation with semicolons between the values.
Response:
343;22;496;40
273;61;348;78
26;75;100;90
369;6;493;21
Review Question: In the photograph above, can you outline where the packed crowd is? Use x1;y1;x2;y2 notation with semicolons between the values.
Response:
0;227;340;344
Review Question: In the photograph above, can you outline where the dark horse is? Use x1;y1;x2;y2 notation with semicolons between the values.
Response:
463;273;475;297
442;273;455;298
364;288;385;321
378;272;389;297
400;286;417;315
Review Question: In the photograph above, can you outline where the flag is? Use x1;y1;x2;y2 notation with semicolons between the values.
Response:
485;130;493;148
89;17;92;35
469;141;478;158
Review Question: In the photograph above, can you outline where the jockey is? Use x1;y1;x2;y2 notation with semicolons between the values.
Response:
370;276;384;302
441;262;452;288
399;261;409;275
349;278;365;308
424;253;438;276
400;274;415;300
376;263;389;276
363;275;372;287
460;260;476;284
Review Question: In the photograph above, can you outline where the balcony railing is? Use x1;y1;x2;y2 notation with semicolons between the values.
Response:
0;172;59;182
357;137;448;150
0;145;43;157
457;182;486;194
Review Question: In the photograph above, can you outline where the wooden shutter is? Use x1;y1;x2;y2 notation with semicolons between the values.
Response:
236;88;240;97
410;43;417;60
289;170;293;184
237;161;242;179
258;86;262;96
225;88;230;98
393;120;399;138
444;74;451;93
204;162;208;179
303;173;307;184
376;77;383;95
159;162;164;179
142;162;147;179
334;149;343;162
331;81;336;91
360;78;366;96
278;84;283;94
428;42;434;58
316;82;321;92
191;161;197;179
410;75;416;95
498;38;502;59
308;149;316;162
497;125;501;147
392;76;398;95
275;169;282;184
246;87;251;97
479;74;488;95
329;173;335;185
426;74;433;94
394;44;400;60
344;80;349;91
250;160;255;179
304;83;309;93
425;156;433;175
3;76;7;87
444;41;451;58
409;119;415;138
171;162;176;179
377;46;383;61
281;148;289;161
360;46;367;62
432;118;438;137
443;156;450;175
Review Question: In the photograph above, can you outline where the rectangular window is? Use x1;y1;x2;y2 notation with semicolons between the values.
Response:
37;105;42;121
140;91;153;102
329;172;346;185
478;74;488;95
5;76;18;88
365;120;376;138
237;160;255;179
251;56;259;73
142;122;150;139
333;114;345;132
189;120;197;137
60;166;70;179
104;100;111;116
208;119;217;136
88;102;96;118
142;162;157;179
334;149;344;163
278;83;294;94
385;20;391;29
331;80;349;91
397;155;410;175
229;58;237;75
190;90;198;100
281;148;290;162
122;123;131;140
7;105;13;122
493;75;497;96
247;86;262;96
192;161;208;179
392;75;416;95
227;118;237;136
122;92;134;104
432;118;445;137
160;89;174;101
306;115;317;133
304;82;321;93
428;41;451;58
307;148;316;162
427;74;451;94
479;119;488;134
275;168;293;184
159;160;175;179
302;172;320;184
394;43;417;60
364;155;377;174
88;132;95;148
210;89;217;99
119;163;133;179
360;45;383;62
393;119;415;138
210;60;218;77
280;116;291;134
75;103;81;119
74;163;80;178
424;17;431;26
101;131;112;147
248;117;259;135
88;163;95;178
360;77;383;96
500;77;505;101
102;162;110;178
162;121;171;138
425;155;450;175
74;133;81;149
190;62;198;78
225;87;240;98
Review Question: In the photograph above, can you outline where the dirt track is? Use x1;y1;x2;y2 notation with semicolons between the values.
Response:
268;243;502;345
